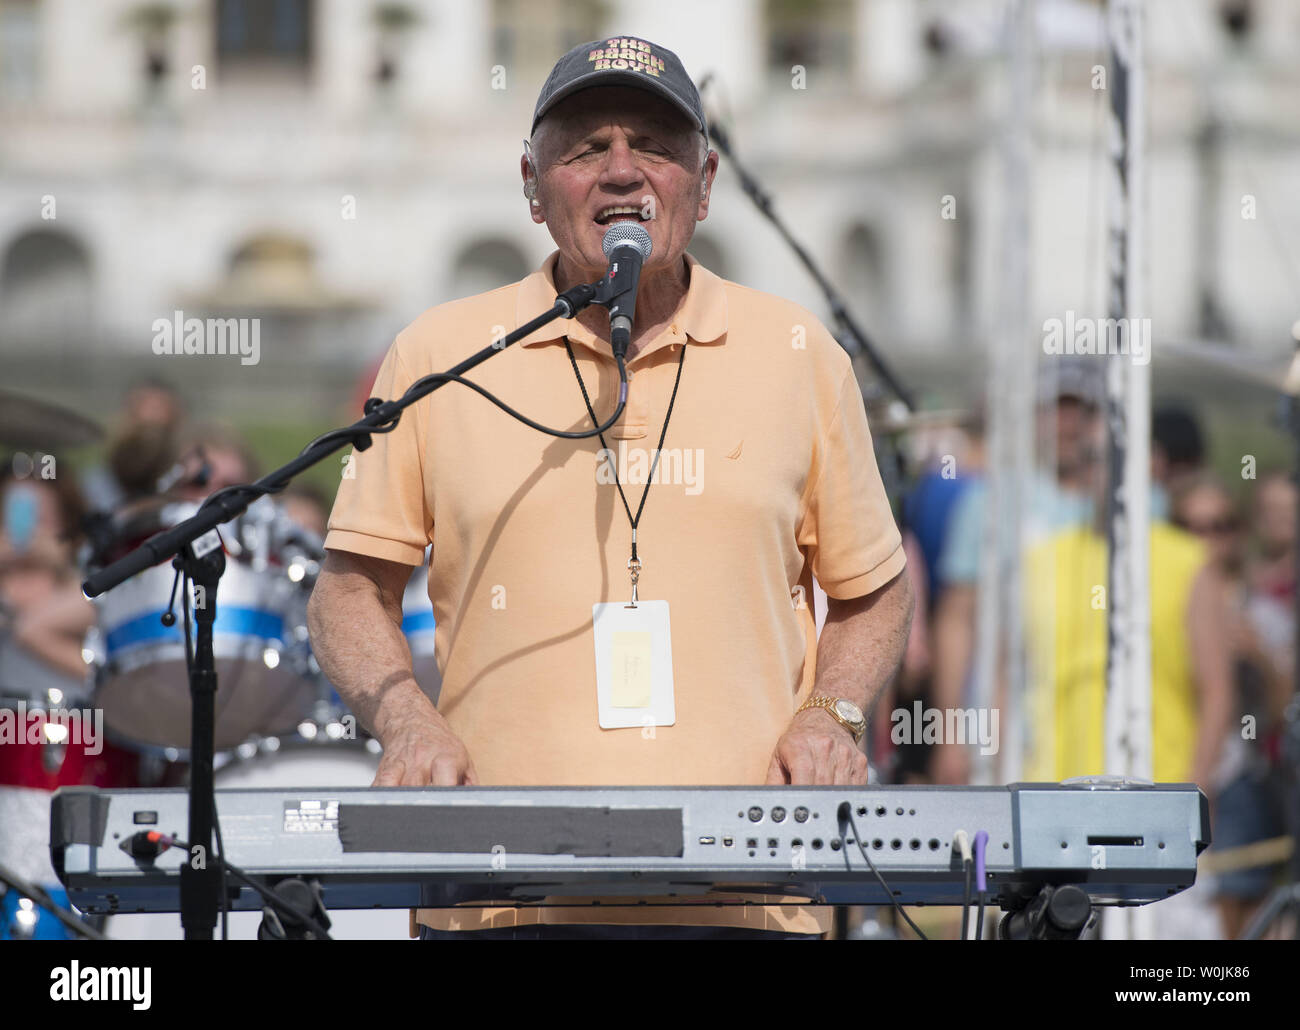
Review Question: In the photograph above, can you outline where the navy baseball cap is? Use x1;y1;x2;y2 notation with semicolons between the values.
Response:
531;36;707;138
1037;356;1104;408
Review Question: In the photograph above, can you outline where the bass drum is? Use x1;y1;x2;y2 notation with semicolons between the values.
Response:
87;497;319;752
0;687;143;940
106;730;412;940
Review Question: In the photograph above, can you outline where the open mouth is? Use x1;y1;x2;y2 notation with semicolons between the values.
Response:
594;205;649;226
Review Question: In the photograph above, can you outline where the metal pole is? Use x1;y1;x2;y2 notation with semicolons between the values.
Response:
980;0;1034;787
1102;0;1152;941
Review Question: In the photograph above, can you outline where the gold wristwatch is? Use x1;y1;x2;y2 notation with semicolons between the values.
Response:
796;695;866;744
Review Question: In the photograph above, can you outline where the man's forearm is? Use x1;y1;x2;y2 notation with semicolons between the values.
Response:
812;570;914;718
306;561;439;740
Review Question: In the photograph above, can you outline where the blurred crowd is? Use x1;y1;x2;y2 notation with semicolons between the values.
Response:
879;356;1298;938
3;366;1297;938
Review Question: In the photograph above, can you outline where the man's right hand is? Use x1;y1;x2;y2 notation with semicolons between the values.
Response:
307;549;480;787
373;707;479;787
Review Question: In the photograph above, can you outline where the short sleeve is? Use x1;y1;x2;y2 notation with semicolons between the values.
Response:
797;366;906;598
322;340;430;566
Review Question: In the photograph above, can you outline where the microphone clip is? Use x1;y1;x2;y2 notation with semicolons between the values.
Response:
554;273;630;363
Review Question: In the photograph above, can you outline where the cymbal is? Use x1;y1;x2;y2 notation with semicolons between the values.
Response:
0;390;103;449
1159;338;1300;396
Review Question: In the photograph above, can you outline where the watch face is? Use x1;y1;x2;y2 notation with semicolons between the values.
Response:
834;699;864;725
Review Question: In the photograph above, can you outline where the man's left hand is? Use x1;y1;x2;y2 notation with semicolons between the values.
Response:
765;708;869;785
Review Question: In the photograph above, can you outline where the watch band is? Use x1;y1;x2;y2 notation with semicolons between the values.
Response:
796;695;865;744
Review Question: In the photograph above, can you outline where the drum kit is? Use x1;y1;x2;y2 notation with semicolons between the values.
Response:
0;393;439;940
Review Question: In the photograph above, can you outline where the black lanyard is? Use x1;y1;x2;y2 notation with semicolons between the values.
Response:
565;338;687;602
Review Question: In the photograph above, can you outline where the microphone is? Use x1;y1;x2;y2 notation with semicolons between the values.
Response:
600;223;653;363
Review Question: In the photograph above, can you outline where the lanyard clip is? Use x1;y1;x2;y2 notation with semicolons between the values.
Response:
627;556;641;608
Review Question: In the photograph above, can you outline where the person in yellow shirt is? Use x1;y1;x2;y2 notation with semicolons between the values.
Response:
1023;515;1233;792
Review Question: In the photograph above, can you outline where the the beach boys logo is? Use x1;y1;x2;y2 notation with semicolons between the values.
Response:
589;38;666;76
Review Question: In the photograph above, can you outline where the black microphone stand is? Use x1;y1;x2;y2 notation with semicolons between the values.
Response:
707;120;915;413
81;281;610;939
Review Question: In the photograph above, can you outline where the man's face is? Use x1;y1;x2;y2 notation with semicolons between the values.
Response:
1038;395;1101;487
524;86;717;281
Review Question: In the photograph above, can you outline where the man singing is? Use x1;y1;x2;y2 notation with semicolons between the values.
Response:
307;36;913;940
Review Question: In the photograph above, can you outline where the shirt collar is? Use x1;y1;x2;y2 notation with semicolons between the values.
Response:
514;250;728;354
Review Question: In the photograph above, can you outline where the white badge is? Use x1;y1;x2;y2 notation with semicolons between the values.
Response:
592;600;675;729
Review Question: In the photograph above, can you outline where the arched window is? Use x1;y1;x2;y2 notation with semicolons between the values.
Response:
764;0;854;85
216;0;313;78
226;234;316;302
450;238;531;300
0;229;93;351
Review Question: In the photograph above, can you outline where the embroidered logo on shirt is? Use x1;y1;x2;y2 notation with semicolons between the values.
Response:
725;440;743;460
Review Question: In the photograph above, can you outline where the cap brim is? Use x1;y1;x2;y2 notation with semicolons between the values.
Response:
531;70;705;136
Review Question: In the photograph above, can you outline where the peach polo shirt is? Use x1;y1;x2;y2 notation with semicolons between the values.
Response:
323;252;906;934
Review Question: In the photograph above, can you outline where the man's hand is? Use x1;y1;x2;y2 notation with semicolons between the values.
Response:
308;549;479;787
372;706;479;787
763;572;912;785
371;672;478;786
765;707;869;785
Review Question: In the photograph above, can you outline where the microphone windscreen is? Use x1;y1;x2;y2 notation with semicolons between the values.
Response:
601;223;653;261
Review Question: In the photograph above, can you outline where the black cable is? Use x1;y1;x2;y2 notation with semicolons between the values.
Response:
297;416;400;457
181;568;193;669
841;808;928;941
164;836;332;941
197;362;630;519
976;890;987;941
397;364;631;439
213;806;228;941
